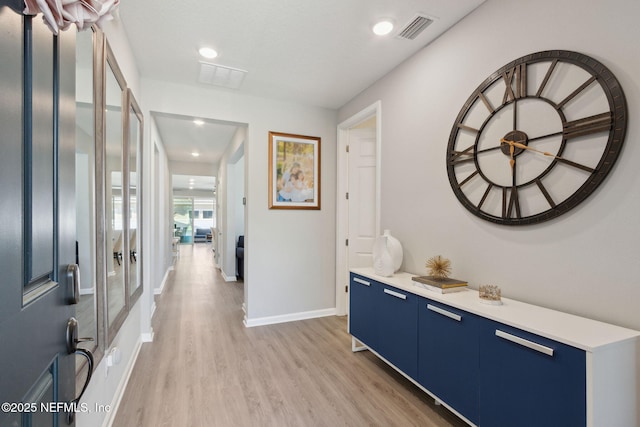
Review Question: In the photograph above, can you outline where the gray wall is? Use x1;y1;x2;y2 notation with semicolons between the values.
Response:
339;0;640;332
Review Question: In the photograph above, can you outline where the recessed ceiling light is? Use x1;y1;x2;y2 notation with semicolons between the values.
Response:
373;20;394;36
191;152;200;157
193;119;205;126
198;47;218;59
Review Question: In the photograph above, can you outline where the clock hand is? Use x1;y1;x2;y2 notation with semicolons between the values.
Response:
476;145;503;154
528;131;563;144
500;139;595;173
508;131;565;146
509;144;515;169
500;138;558;158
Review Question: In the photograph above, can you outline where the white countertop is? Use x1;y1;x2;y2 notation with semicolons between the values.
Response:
351;267;640;352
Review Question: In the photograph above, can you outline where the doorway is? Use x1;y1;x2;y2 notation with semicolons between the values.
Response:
336;101;382;316
221;143;245;282
172;195;215;244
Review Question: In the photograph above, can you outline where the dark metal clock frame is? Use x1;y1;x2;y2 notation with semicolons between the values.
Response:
446;50;627;225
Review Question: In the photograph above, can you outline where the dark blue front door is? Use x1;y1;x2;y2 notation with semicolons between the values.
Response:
0;2;77;425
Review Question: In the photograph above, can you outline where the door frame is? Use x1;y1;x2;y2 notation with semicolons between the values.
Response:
335;100;382;316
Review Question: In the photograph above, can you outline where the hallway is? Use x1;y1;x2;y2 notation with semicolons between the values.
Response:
113;244;465;427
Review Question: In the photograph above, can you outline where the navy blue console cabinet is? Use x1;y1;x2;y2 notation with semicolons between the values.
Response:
348;269;640;427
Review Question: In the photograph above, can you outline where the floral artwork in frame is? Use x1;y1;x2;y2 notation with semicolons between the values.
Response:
269;131;321;210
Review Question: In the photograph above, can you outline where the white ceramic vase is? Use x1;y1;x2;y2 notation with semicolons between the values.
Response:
383;229;403;273
372;230;403;276
372;235;394;277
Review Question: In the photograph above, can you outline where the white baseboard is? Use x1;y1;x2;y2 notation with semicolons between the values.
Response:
79;287;94;296
141;329;154;343
244;307;337;328
221;270;237;282
102;337;143;427
154;267;172;295
150;301;156;319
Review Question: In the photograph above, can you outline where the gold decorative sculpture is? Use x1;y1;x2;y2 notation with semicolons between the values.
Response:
425;255;451;279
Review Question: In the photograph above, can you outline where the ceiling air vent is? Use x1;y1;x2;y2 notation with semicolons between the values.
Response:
396;14;434;40
198;62;248;89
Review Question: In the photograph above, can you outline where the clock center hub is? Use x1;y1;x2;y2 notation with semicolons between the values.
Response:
501;130;529;156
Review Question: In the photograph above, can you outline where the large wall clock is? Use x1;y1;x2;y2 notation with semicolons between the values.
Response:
446;50;627;225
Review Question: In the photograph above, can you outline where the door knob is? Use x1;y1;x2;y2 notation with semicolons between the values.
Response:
65;317;94;424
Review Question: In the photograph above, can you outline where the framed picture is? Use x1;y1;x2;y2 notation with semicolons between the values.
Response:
269;131;321;210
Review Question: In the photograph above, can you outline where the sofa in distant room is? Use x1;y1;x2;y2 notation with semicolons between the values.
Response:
194;228;209;243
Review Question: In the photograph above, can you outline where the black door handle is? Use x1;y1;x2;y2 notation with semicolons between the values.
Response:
65;317;94;424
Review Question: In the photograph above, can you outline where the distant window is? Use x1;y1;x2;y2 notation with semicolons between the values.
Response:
203;210;213;219
192;210;200;219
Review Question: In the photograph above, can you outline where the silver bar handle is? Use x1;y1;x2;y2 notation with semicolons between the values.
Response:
383;288;407;300
67;264;81;304
427;304;462;321
496;330;554;356
353;277;370;287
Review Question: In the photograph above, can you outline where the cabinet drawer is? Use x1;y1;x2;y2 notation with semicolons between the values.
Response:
418;299;480;425
479;320;586;427
376;284;418;378
349;274;379;348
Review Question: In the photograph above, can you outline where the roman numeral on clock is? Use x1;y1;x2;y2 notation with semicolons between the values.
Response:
557;76;597;109
457;123;479;134
563;112;612;139
502;64;527;104
535;59;558;98
535;179;556;208
449;145;475;165
502;186;521;219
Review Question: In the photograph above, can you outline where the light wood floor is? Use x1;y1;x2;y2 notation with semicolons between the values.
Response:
113;244;467;427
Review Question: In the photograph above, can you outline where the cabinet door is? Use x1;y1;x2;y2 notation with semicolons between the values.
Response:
479;320;586;427
349;274;378;348
418;299;480;425
376;285;418;378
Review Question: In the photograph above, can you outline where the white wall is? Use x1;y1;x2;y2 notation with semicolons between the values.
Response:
76;303;143;427
338;0;640;332
221;151;245;279
217;128;246;281
143;79;338;321
232;154;245;240
148;118;173;295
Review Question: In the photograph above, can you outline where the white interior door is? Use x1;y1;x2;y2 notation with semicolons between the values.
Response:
347;127;378;268
345;127;378;312
336;102;381;317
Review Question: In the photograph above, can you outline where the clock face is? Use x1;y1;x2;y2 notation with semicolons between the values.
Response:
447;50;627;225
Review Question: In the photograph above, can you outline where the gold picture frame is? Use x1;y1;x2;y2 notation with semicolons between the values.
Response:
268;131;321;210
